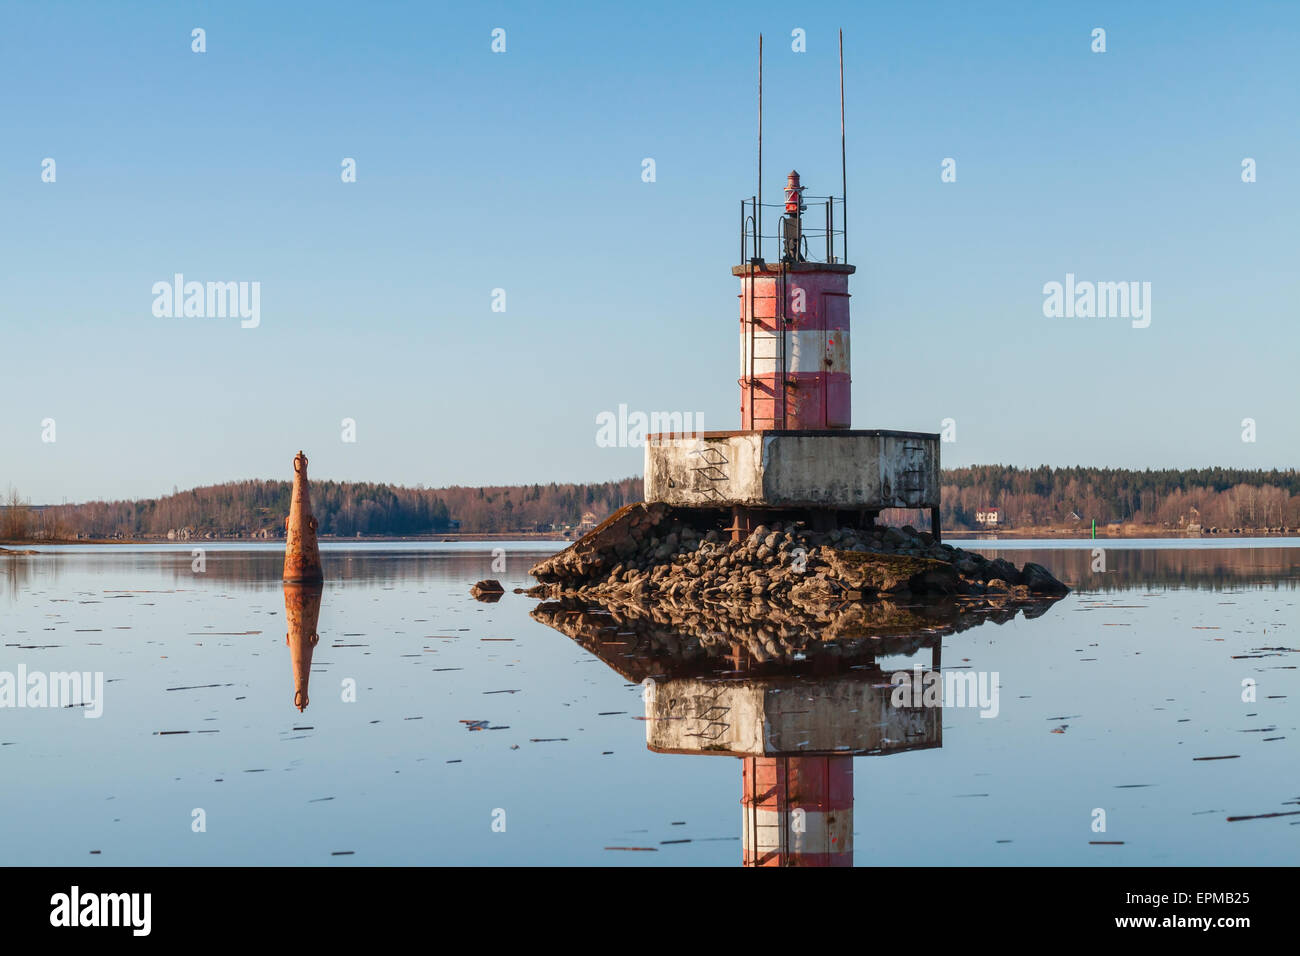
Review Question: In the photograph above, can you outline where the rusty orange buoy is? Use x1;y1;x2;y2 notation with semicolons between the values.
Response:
283;450;324;583
283;583;323;712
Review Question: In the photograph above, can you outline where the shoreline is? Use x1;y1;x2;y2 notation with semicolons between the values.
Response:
942;528;1294;540
3;528;1296;548
1;532;571;547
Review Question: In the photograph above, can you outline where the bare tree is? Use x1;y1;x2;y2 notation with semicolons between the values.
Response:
2;486;32;541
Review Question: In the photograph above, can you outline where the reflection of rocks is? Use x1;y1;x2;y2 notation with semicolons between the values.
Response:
469;579;504;602
528;502;1068;609
283;583;323;712
531;592;1054;681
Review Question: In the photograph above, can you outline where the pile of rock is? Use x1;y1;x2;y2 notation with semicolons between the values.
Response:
527;502;1069;608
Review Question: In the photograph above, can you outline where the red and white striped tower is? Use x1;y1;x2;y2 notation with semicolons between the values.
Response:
742;755;854;867
738;172;853;430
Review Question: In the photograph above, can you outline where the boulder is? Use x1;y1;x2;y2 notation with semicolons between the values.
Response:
1021;561;1070;595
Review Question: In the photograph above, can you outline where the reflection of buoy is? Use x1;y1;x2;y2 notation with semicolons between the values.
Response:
284;583;323;713
283;450;323;583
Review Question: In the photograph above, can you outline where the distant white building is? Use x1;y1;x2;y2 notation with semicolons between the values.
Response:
975;507;1000;527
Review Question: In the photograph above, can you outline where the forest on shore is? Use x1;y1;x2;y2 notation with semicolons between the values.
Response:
2;466;1297;540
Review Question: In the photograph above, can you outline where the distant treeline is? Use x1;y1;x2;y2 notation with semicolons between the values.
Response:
940;465;1300;530
3;478;642;539
3;466;1297;540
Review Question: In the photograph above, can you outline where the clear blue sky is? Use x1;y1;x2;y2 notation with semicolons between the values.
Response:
3;1;1296;503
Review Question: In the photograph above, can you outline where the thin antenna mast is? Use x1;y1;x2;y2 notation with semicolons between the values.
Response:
758;33;763;259
839;28;846;262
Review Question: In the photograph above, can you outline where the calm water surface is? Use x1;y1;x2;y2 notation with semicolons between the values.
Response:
1;540;1297;865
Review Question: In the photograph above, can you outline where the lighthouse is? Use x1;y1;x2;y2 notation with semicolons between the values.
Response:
738;170;853;431
644;33;940;540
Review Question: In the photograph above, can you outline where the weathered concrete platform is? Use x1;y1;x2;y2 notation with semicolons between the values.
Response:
644;429;940;512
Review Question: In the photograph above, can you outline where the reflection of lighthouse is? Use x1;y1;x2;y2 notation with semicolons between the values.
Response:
528;598;1027;866
534;565;1059;863
742;757;852;867
643;644;942;867
283;583;323;712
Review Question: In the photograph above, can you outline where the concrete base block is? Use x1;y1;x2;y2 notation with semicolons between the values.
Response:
644;429;940;511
